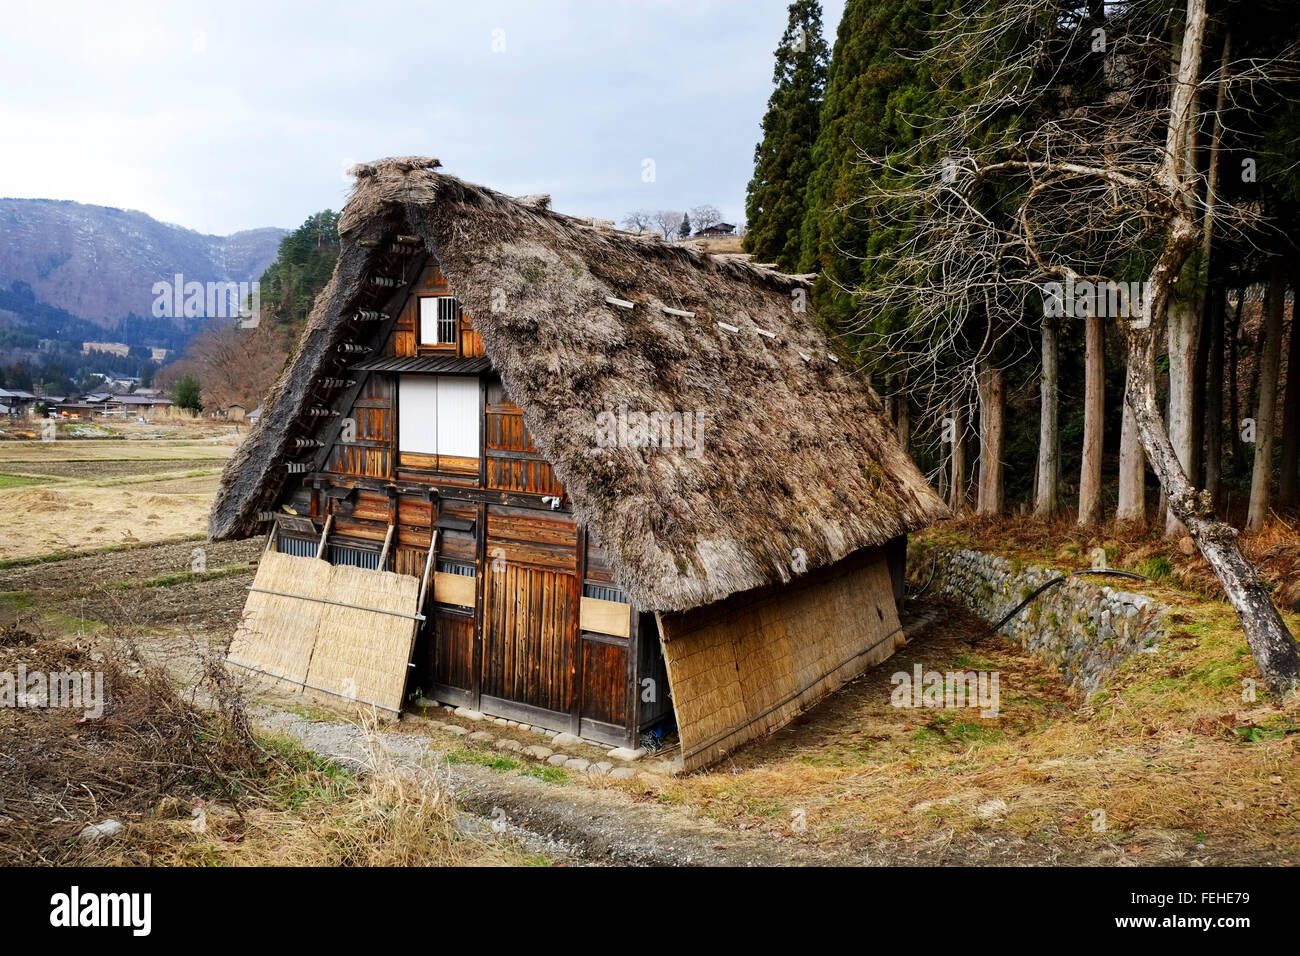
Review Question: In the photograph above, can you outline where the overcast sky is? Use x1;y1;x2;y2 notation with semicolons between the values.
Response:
1;0;845;237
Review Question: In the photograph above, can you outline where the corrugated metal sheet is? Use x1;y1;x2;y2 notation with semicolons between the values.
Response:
351;355;491;374
328;542;382;570
583;583;627;603
277;534;316;558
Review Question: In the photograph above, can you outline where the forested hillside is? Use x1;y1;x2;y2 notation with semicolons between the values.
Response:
160;211;341;411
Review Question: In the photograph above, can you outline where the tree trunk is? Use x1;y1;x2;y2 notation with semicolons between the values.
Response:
977;362;1005;515
1128;0;1300;694
896;391;911;452
1165;298;1201;536
1180;28;1227;522
1192;294;1210;480
1228;290;1241;465
1247;262;1286;530
1116;364;1146;524
949;399;966;514
1127;323;1300;694
1205;281;1225;509
1078;314;1105;525
1280;284;1300;507
1035;316;1060;518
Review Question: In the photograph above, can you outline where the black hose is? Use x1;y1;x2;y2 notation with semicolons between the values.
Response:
906;553;939;600
970;567;1150;642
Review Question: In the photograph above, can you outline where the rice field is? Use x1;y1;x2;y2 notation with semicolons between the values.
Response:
0;420;236;563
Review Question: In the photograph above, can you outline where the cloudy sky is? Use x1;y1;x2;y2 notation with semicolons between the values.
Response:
1;0;845;237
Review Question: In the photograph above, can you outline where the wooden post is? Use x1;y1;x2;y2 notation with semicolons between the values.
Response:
315;513;333;560
417;530;438;610
377;523;396;571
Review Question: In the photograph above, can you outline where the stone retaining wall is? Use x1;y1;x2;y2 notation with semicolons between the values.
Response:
931;549;1170;694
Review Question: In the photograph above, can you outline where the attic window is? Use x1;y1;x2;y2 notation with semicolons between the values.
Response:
419;296;461;346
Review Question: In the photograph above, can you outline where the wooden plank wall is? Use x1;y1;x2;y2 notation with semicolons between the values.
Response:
485;386;564;496
325;376;393;480
384;263;484;359
285;256;654;742
482;564;578;713
480;505;581;713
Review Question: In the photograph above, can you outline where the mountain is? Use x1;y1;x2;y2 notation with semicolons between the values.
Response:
0;198;286;340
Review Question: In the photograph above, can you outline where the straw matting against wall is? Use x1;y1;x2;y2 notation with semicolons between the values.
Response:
227;551;331;693
660;548;904;772
227;551;422;715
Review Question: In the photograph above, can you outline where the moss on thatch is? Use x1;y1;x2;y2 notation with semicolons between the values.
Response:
209;156;947;612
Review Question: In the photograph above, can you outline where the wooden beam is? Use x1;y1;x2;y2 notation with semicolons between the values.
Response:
377;522;396;570
315;513;333;560
416;529;438;610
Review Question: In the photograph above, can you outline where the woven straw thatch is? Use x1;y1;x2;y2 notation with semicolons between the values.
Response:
227;551;421;714
210;156;946;612
661;549;903;772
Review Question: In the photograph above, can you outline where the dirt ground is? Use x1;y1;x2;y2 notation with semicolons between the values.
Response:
0;429;1296;866
0;421;236;562
3;533;1296;866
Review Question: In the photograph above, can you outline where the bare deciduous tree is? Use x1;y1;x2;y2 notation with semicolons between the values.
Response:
849;0;1300;691
689;204;724;233
651;210;685;241
620;210;653;234
186;323;286;411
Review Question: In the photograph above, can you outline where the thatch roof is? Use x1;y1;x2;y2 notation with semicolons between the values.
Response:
210;156;947;613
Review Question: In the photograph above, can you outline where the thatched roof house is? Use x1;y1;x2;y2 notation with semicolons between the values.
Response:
210;156;945;770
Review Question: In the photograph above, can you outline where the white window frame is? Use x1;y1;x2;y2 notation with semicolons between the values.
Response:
419;296;460;346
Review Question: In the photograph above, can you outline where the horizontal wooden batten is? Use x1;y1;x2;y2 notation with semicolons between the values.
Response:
577;717;630;748
579;596;631;638
432;571;476;608
426;683;473;709
398;452;480;476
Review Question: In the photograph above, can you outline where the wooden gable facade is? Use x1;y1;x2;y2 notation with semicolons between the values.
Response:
270;256;671;747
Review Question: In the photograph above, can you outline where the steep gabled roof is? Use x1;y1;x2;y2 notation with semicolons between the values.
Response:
209;156;946;612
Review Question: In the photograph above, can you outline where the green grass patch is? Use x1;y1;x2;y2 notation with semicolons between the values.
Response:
0;590;37;611
258;734;357;810
521;766;569;785
445;748;520;772
0;534;206;570
1135;555;1176;583
117;564;254;590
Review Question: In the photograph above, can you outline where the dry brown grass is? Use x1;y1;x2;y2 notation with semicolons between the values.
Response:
0;427;235;561
0;622;535;867
922;513;1300;611
625;530;1300;862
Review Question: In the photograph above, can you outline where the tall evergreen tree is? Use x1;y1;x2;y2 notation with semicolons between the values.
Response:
742;1;829;271
258;210;341;342
798;0;937;326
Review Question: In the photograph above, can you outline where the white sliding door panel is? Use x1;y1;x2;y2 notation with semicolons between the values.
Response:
418;298;440;345
398;375;439;453
436;377;480;457
398;375;480;458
